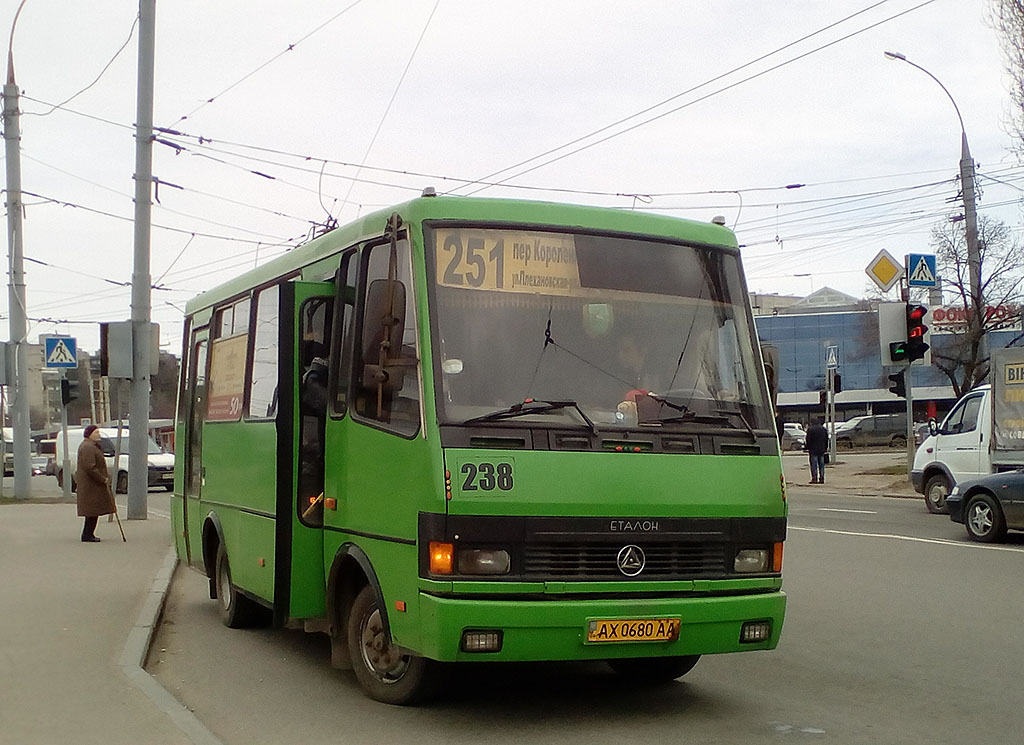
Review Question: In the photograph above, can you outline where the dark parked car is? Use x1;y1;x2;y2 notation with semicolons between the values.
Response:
835;414;908;448
947;469;1024;543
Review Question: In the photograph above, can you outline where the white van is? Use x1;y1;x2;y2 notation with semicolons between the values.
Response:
913;379;1024;513
55;426;175;493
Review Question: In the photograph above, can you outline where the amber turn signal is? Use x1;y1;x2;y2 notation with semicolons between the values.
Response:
429;541;454;574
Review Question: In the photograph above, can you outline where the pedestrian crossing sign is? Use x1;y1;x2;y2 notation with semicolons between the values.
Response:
43;336;78;368
906;253;938;288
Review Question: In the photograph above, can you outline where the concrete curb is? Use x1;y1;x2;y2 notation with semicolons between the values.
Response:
119;547;225;745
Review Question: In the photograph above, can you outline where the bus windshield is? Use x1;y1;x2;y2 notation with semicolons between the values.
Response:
429;226;772;432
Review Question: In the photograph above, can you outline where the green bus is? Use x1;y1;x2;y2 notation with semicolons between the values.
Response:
171;194;787;705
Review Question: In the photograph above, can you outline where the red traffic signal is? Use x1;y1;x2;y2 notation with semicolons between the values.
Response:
905;304;929;361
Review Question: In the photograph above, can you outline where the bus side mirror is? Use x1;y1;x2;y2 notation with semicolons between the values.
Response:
362;279;406;363
361;279;410;394
928;418;937;436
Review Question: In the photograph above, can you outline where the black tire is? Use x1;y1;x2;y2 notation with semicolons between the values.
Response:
964;493;1007;543
790;442;804;452
215;542;260;628
838;439;854;450
347;585;436;705
924;474;950;514
607;655;700;683
890;435;907;448
116;471;128;494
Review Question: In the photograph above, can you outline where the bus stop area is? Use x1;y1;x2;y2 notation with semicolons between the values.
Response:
0;478;216;745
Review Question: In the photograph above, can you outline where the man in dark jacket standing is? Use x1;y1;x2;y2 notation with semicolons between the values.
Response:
805;419;829;484
75;425;114;542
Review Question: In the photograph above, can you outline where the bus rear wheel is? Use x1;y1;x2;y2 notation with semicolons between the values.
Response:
607;655;700;683
347;585;435;705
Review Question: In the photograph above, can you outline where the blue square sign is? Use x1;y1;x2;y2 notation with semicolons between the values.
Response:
906;253;938;288
43;336;78;368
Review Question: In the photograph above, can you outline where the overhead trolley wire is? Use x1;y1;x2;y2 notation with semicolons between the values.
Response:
453;0;939;195
165;0;365;128
336;0;442;218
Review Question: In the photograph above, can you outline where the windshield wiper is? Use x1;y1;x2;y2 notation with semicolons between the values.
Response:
644;392;691;415
649;408;756;442
717;407;757;442
464;399;598;436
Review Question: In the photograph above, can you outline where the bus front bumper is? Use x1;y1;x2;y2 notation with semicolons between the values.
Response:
415;590;786;663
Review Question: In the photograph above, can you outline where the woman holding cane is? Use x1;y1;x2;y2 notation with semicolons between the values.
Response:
75;425;114;542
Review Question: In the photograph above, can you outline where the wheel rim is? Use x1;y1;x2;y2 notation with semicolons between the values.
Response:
217;558;232;613
358;605;409;684
927;482;947;508
968;503;993;536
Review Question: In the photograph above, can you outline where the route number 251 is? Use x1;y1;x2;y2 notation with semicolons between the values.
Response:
441;234;505;289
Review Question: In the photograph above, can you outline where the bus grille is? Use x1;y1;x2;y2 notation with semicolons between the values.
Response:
522;542;729;580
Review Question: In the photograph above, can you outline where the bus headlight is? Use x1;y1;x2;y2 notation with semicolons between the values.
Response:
734;548;770;573
457;548;511;575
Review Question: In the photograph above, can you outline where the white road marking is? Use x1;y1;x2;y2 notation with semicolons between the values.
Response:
817;508;877;514
791;525;1024;553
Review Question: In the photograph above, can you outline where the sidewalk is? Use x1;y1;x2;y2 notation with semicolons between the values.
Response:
0;478;214;745
781;451;919;498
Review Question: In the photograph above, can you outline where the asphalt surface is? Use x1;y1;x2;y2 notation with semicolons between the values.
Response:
0;451;965;744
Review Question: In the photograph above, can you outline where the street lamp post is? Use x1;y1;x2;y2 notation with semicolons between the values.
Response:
4;0;33;498
884;51;986;371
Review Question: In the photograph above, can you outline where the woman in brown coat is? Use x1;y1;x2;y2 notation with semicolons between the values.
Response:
76;425;113;542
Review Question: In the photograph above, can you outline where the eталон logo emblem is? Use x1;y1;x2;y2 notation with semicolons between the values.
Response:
616;544;646;576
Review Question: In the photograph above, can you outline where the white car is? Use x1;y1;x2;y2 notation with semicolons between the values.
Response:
54;427;175;493
781;423;806;451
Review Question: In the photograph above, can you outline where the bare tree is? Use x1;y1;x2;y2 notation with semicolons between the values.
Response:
990;0;1024;155
930;214;1024;396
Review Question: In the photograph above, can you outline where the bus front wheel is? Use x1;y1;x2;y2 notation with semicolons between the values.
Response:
215;543;260;629
607;655;700;683
347;585;435;705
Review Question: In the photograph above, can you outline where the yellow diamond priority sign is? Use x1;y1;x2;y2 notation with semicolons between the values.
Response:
866;249;904;292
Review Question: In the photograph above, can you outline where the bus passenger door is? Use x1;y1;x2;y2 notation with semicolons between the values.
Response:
182;327;209;568
280;281;335;621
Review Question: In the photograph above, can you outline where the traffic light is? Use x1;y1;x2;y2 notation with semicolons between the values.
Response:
905;304;929;361
819;390;827;406
887;369;906;398
833;373;842;394
60;378;79;406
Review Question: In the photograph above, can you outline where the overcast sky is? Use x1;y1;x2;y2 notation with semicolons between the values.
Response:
4;0;1021;352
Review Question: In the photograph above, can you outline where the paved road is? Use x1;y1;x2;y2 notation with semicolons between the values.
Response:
148;488;1023;744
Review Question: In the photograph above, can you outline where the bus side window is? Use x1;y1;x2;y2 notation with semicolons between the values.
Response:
250;284;280;418
353;240;420;436
330;250;358;416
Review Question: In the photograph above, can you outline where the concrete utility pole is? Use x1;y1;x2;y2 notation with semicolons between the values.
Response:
884;51;986;368
4;0;32;499
128;0;156;520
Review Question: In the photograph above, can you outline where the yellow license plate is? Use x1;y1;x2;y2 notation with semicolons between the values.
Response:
587;618;680;643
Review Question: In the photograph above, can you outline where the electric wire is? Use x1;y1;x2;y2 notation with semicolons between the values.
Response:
456;0;940;195
166;0;365;127
25;14;139;118
336;0;441;217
